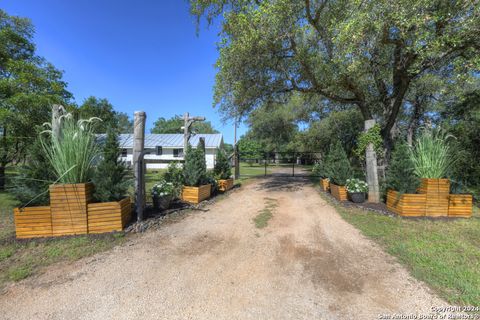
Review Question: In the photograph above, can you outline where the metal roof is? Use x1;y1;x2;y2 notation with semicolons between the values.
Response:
97;133;223;149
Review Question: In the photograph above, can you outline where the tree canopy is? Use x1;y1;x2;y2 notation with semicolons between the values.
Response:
151;114;219;134
190;0;480;150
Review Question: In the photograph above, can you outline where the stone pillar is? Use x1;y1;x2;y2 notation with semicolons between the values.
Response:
133;111;146;221
365;119;380;203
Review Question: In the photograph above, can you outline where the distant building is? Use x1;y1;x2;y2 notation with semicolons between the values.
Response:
97;133;223;169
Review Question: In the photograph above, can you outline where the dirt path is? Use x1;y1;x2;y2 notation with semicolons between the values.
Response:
0;177;445;320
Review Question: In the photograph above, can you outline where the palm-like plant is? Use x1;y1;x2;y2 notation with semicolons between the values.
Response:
41;113;101;184
409;128;456;179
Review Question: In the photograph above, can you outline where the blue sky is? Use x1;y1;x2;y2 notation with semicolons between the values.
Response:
2;0;246;144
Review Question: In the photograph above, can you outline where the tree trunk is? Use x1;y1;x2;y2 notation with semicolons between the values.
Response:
0;165;5;191
365;120;380;203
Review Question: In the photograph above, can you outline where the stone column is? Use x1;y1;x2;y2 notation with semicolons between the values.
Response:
365;119;380;203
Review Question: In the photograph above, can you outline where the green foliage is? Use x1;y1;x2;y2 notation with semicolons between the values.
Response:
151;115;218;134
41;114;101;184
12;137;55;206
410;128;455;179
324;141;352;186
183;143;207;187
237;137;264;159
163;162;184;197
0;9;71;189
354;124;383;160
386;142;419;194
76;96;133;134
92;128;131;202
312;159;327;178
214;149;231;179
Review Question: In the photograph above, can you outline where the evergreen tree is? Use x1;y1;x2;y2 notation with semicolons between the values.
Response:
386;142;419;194
214;149;231;179
12;137;55;206
92;128;131;202
325;141;352;186
183;142;207;187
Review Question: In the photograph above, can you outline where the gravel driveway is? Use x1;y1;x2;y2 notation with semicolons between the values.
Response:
0;177;445;319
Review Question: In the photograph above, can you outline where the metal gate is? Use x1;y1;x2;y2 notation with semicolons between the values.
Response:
238;151;322;178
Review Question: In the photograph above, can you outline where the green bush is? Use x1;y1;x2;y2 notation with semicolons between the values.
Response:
386;142;419;194
312;158;327;178
325;141;352;186
92;128;131;202
163;162;183;197
410;128;456;179
213;149;231;179
183;142;207;187
12;137;55;206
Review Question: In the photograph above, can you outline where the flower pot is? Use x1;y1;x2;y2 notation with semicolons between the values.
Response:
330;183;348;201
153;194;173;210
217;178;234;192
181;184;211;204
349;192;366;203
320;178;330;192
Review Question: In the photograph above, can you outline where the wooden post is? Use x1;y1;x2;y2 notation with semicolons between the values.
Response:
234;144;240;179
365;119;380;203
133;111;146;221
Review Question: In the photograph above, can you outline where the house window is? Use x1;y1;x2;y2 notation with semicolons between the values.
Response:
121;149;127;157
173;148;182;158
156;146;163;156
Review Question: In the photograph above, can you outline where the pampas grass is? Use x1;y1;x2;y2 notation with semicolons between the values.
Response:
410;128;456;179
41;113;101;184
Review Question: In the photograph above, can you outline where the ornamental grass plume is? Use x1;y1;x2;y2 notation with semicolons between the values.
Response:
409;128;456;179
41;113;101;184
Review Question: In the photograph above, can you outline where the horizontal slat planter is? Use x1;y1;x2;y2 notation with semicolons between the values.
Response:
448;194;472;218
49;183;93;236
386;190;427;217
330;183;347;201
87;198;132;233
418;178;450;217
181;184;211;204
320;179;330;192
217;178;234;192
14;206;52;238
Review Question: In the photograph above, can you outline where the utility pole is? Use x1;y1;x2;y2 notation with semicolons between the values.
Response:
182;112;205;152
365;119;380;203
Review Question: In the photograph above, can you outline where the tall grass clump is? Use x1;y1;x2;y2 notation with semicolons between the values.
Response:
41;114;101;184
409;128;456;179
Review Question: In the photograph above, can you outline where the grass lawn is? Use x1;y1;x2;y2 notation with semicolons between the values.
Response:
0;191;126;289
317;187;480;306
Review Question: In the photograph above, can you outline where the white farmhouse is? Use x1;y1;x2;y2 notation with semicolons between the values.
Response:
102;133;224;169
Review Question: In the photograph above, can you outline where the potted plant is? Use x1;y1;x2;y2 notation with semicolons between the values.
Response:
214;149;233;192
313;160;329;191
345;178;368;203
324;141;352;201
181;141;211;204
152;179;176;210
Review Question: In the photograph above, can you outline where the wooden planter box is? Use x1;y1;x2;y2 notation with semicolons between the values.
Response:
181;184;211;204
49;183;93;236
87;198;132;233
217;178;234;192
448;194;473;218
14;206;52;239
320;178;330;192
386;190;427;217
418;178;450;217
330;183;347;201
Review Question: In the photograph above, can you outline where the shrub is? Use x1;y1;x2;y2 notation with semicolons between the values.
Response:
214;149;231;179
163;161;183;197
204;170;218;195
152;179;176;197
183;142;207;187
92;128;131;202
386;142;419;194
410;128;456;179
325;141;352;186
12;137;55;206
345;178;368;193
312;158;327;178
41;114;100;183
